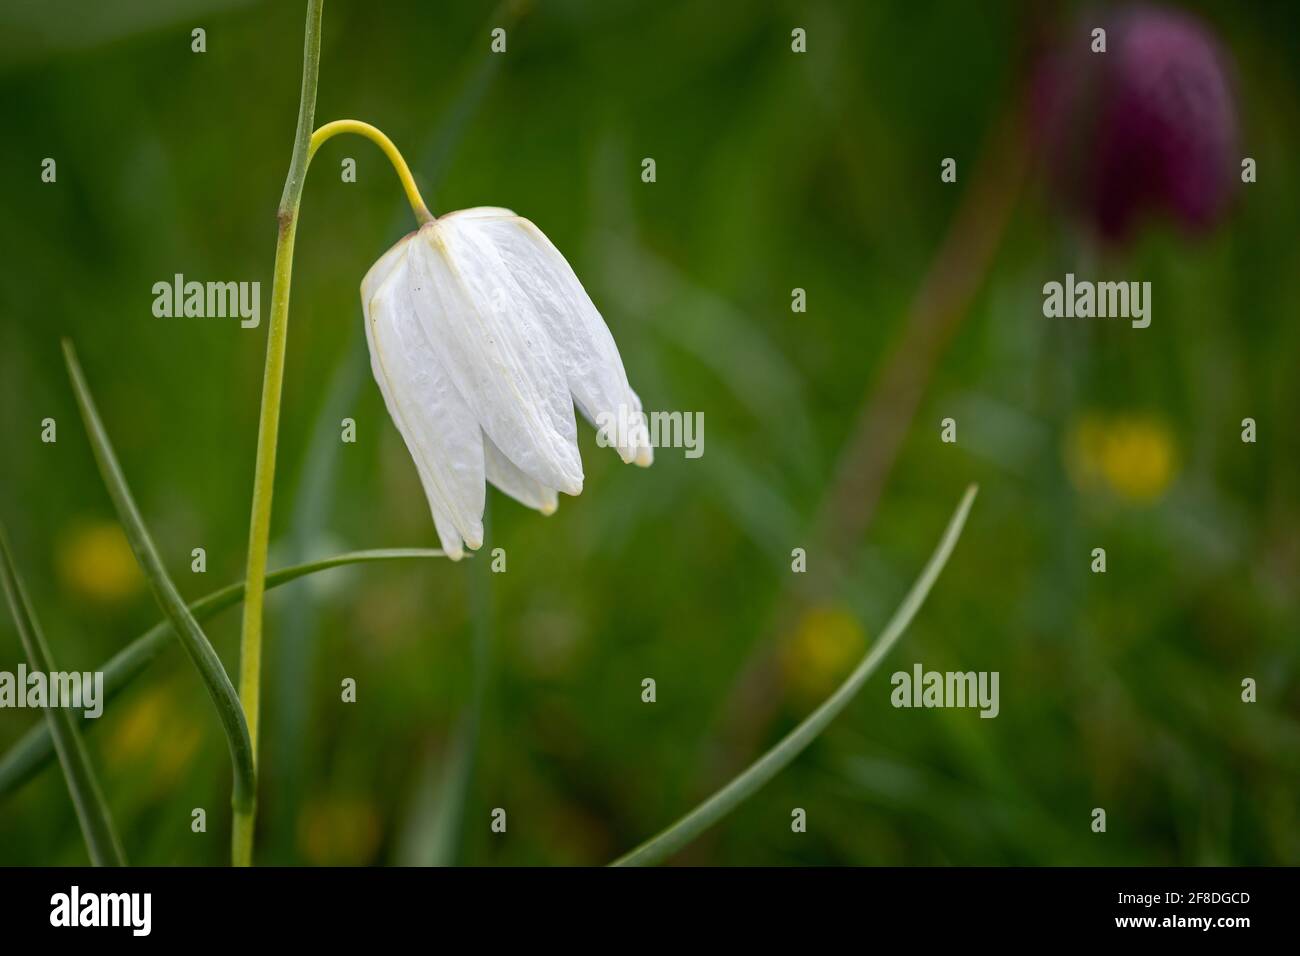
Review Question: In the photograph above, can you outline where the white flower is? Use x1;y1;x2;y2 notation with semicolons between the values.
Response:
361;207;652;560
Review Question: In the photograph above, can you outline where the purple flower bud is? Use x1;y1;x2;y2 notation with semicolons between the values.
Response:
1034;6;1239;243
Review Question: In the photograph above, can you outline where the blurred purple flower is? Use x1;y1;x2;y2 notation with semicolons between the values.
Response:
1034;6;1239;243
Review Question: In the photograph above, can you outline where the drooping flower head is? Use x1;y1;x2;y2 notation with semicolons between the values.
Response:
1034;5;1239;243
362;208;652;559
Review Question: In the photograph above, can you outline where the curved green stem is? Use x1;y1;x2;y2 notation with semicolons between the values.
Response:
63;340;256;816
610;484;978;866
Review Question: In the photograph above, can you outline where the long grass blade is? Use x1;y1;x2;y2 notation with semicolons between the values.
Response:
609;484;979;866
0;547;444;799
0;522;127;865
62;339;257;809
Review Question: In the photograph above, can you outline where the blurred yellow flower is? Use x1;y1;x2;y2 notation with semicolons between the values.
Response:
150;715;203;791
104;686;167;764
56;521;142;604
782;606;866;703
299;796;382;866
103;684;202;791
105;685;170;765
1065;414;1177;503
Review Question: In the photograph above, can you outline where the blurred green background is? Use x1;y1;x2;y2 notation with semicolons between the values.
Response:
1;0;1297;866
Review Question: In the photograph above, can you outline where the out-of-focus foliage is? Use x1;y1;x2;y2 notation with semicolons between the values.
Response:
0;0;1296;865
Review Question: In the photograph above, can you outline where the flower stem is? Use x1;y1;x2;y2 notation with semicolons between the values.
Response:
234;1;437;867
309;120;435;224
233;0;325;868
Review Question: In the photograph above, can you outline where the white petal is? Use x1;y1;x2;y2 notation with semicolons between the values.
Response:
429;510;465;562
407;221;584;495
362;235;486;558
628;388;654;467
467;215;653;465
440;206;520;222
360;229;416;304
484;432;559;515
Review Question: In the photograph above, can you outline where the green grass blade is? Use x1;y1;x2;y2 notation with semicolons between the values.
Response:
0;522;127;866
609;484;979;866
0;548;444;800
62;339;257;810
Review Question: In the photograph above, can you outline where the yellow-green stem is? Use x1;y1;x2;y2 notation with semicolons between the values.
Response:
233;0;433;867
310;120;434;225
233;216;298;867
232;0;322;868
